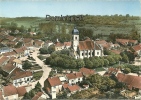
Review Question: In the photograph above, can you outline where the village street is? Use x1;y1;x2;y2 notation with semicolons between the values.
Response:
30;48;51;88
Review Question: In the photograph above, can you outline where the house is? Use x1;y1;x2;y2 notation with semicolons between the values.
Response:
55;41;71;51
1;63;16;77
62;83;69;90
44;77;62;99
64;42;71;49
110;50;121;55
14;46;29;57
34;40;44;48
1;84;26;100
71;28;103;59
32;92;47;100
131;44;141;56
55;41;64;51
0;47;13;54
59;76;67;84
104;67;120;77
116;39;138;46
96;39;120;50
3;51;17;57
13;59;22;69
0;55;10;66
23;38;34;46
9;69;33;87
6;35;16;41
116;73;141;90
65;72;83;85
65;73;77;85
44;40;54;48
67;85;81;96
79;67;95;77
7;41;18;48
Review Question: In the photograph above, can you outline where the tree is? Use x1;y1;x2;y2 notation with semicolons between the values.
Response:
121;54;129;63
22;60;32;69
45;57;52;64
104;59;109;67
85;60;93;68
28;90;35;98
48;45;55;54
35;81;41;91
92;59;99;68
123;68;131;74
76;59;85;68
106;56;115;65
60;49;70;55
23;93;31;99
39;47;48;54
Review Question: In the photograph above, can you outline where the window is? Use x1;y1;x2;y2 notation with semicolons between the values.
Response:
82;53;83;56
75;37;77;40
97;52;99;55
89;52;91;55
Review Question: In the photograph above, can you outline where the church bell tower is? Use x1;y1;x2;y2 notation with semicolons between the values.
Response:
72;27;79;51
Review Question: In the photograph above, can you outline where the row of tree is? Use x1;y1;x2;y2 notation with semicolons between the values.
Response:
45;49;122;69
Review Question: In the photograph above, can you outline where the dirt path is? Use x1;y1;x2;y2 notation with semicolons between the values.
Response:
30;49;51;88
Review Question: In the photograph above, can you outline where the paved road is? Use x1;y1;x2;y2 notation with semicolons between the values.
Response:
30;48;51;88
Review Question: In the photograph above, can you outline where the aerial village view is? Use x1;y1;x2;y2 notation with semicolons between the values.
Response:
0;0;141;100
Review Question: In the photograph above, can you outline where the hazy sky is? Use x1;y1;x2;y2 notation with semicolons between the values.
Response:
0;0;141;17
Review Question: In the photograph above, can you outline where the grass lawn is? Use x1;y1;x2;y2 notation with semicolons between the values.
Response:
33;71;43;80
31;66;42;70
95;67;105;72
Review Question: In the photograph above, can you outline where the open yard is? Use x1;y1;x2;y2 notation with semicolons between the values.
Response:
33;71;43;80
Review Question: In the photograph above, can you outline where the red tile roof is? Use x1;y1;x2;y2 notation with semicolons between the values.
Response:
116;73;141;90
116;39;129;45
104;68;119;76
0;56;9;65
132;44;141;52
8;57;16;64
14;46;27;54
55;42;64;47
31;92;43;100
64;42;71;46
131;76;141;89
116;39;137;46
17;86;27;97
66;73;77;80
75;72;83;78
67;85;80;92
62;83;69;89
24;42;33;47
0;91;4;100
111;50;121;55
79;39;101;51
3;51;17;56
3;84;26;97
47;77;62;87
6;36;16;41
2;63;16;73
11;70;32;80
23;38;33;43
3;84;17;96
96;40;107;45
80;68;95;76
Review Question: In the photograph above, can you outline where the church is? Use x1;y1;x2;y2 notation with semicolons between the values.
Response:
71;27;104;59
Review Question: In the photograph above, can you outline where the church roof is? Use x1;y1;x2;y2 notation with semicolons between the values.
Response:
79;39;101;51
72;27;79;35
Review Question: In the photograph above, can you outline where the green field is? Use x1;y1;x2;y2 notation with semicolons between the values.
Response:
0;15;141;38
